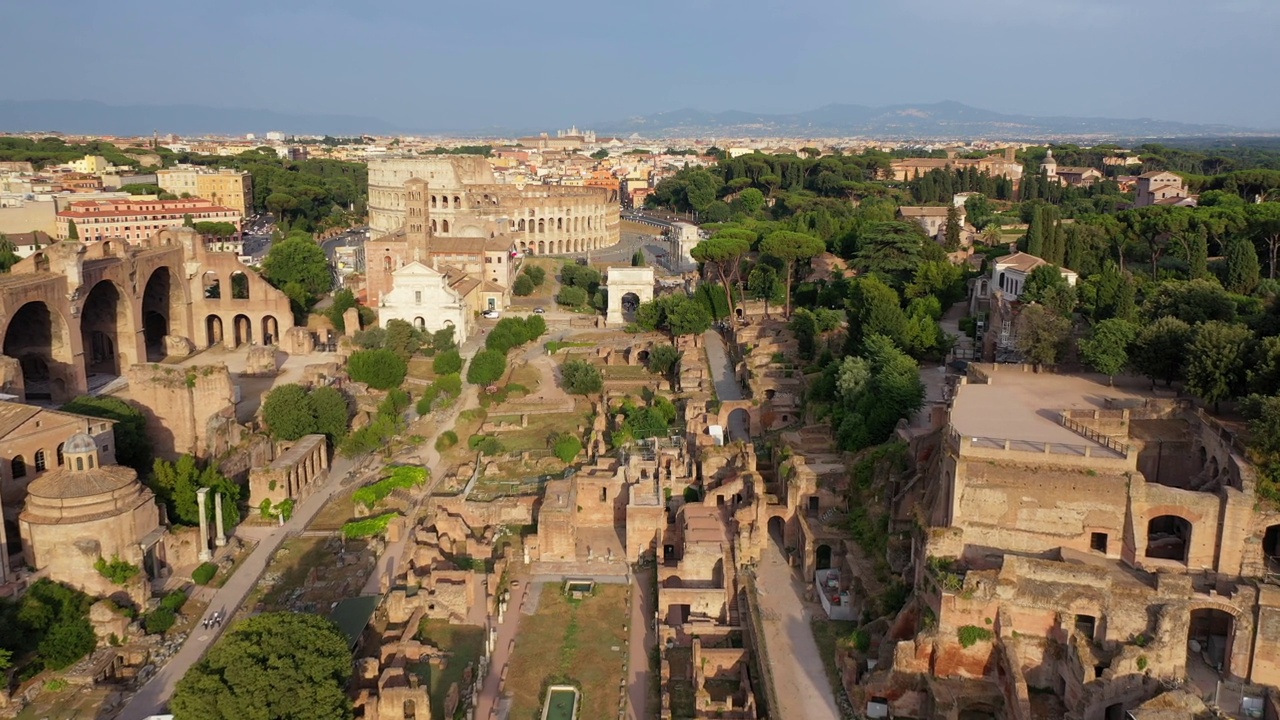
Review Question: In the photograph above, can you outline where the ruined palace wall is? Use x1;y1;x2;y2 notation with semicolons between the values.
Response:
128;363;235;459
950;461;1130;561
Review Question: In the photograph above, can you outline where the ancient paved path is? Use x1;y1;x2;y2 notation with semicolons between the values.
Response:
703;328;841;720
118;335;494;719
115;451;363;720
626;567;656;720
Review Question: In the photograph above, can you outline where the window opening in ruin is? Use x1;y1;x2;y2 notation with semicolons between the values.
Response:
230;272;249;300
1090;532;1108;554
34;450;45;472
1093;665;1105;679
1188;608;1234;674
1265;526;1280;572
1146;515;1191;563
600;487;607;502
56;443;64;466
808;495;820;513
1074;614;1096;641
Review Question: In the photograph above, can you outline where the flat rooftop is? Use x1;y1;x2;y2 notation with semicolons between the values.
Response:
950;369;1153;447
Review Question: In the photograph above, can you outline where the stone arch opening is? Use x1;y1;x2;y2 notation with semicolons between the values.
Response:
206;315;224;348
621;291;640;316
56;442;64;467
452;195;460;208
1264;524;1280;573
441;219;449;234
767;516;784;544
816;544;832;570
430;195;437;209
538;241;546;254
727;408;751;442
518;219;526;231
262;315;278;345
80;280;131;378
3;301;72;402
202;271;221;299
233;314;253;347
1146;515;1191;563
403;699;417;719
142;267;174;361
1188;607;1235;674
636;349;650;364
230;271;250;300
414;317;425;330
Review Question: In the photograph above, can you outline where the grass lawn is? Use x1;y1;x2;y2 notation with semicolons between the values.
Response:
308;485;358;531
412;620;486;720
491;411;589;454
810;616;858;711
407;357;438;382
249;535;373;613
506;583;629;720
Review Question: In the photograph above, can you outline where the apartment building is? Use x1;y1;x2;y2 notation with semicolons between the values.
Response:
156;165;254;215
55;198;241;242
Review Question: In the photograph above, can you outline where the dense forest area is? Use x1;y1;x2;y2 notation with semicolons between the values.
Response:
0;137;367;232
647;140;1280;499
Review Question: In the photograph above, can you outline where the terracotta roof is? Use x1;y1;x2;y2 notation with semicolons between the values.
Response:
995;251;1049;274
0;402;41;438
27;464;138;500
1139;171;1180;179
898;206;952;217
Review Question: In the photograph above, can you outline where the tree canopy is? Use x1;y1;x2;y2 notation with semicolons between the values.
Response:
171;612;353;720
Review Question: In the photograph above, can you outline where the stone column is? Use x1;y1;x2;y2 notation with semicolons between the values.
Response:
214;492;227;547
196;487;211;561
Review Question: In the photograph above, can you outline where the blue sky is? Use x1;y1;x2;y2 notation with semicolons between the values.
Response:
2;0;1277;129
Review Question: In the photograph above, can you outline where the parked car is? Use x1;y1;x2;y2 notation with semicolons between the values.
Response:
483;310;501;319
533;307;545;314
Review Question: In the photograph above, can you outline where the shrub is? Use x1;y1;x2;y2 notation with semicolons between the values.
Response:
560;359;603;395
144;607;176;635
259;499;272;518
39;618;96;670
849;629;870;653
524;265;546;286
433;349;463;375
348;349;408;390
553;433;583;464
352;466;428;509
94;555;141;585
478;437;504;455
487;317;533;354
192;562;218;586
436;373;462;397
466;349;507;385
556;286;588;307
683;486;701;502
160;590;188;613
342;512;399;539
436;430;458;452
513;274;535;296
646;345;681;376
1136;655;1148;671
957;625;994;648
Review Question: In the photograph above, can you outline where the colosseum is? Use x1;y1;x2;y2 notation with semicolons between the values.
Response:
367;156;620;255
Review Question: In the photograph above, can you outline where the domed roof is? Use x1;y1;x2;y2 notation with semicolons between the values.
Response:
27;464;139;500
64;432;97;454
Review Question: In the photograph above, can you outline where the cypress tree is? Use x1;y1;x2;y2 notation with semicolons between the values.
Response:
1187;228;1209;279
1025;207;1045;257
67;219;79;240
944;205;962;250
1224;236;1261;294
1065;224;1084;271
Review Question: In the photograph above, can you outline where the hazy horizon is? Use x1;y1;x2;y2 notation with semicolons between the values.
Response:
2;0;1276;131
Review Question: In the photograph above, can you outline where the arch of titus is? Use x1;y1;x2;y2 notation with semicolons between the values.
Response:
605;267;654;326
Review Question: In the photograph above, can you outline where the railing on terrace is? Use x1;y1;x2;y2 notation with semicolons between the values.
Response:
958;433;1125;459
1058;412;1131;455
1196;407;1250;458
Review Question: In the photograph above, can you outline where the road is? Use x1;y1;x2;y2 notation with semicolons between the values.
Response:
115;451;369;720
626;567;656;720
703;328;839;719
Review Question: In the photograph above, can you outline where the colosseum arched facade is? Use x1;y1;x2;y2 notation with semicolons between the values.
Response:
368;156;620;255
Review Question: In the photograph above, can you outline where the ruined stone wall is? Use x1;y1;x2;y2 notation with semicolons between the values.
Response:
127;363;235;459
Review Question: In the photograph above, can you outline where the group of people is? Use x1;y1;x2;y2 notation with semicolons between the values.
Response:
202;611;225;630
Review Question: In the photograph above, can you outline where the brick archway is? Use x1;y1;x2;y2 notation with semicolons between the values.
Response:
717;400;762;439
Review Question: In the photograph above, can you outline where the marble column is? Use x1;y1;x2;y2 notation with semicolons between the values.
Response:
196;487;211;561
214;492;227;547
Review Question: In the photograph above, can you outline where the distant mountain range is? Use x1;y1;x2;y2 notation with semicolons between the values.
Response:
0;100;407;137
589;101;1270;139
0;98;1273;140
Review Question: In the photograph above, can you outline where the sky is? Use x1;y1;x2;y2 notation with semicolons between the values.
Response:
2;0;1277;131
